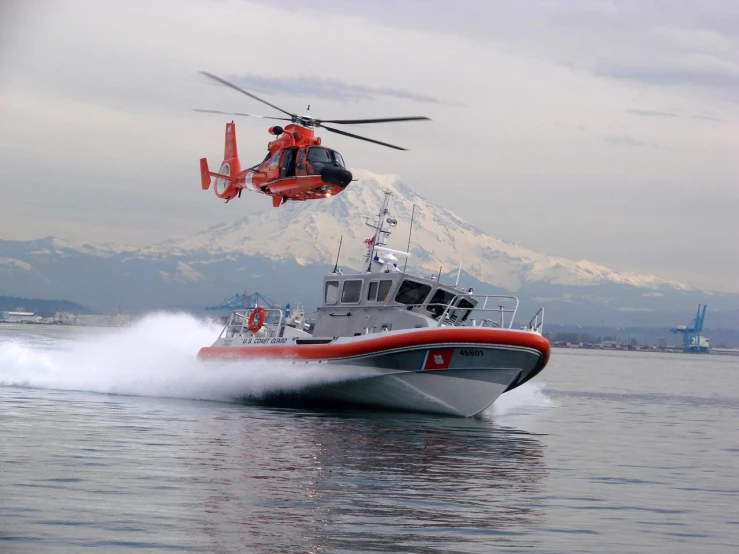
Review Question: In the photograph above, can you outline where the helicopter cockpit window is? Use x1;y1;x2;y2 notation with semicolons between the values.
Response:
308;147;332;164
332;151;346;168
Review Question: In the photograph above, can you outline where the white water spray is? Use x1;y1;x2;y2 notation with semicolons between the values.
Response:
485;381;556;420
0;313;371;402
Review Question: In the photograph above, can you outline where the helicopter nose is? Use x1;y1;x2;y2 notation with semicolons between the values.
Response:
321;166;353;187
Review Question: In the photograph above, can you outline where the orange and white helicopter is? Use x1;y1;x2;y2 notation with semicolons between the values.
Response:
196;72;429;207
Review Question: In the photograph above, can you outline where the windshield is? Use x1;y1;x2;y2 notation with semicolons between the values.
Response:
394;280;432;306
427;288;456;319
332;151;345;168
308;147;332;164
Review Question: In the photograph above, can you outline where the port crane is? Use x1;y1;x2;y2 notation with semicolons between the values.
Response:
205;291;280;311
670;304;708;352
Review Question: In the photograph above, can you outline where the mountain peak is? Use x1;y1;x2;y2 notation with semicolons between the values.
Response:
153;171;690;293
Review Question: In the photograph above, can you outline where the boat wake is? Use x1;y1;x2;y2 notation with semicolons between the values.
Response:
0;313;374;403
485;381;556;421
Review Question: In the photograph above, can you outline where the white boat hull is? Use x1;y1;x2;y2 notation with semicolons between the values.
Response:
296;367;522;417
200;327;550;417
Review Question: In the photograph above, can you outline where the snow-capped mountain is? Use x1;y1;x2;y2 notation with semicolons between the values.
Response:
3;171;737;328
153;170;689;293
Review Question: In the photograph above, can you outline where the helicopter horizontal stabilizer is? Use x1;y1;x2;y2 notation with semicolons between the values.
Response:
200;158;211;190
201;158;239;187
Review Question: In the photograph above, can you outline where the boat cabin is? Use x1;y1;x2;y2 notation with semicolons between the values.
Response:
215;190;535;343
312;272;477;337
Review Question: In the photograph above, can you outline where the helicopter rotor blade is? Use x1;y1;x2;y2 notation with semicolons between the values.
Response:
193;109;292;121
319;124;408;151
198;72;296;119
319;116;431;125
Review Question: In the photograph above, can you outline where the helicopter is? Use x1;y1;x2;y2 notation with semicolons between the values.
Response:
196;72;430;207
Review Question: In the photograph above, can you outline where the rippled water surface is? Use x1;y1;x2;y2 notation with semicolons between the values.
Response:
1;315;738;553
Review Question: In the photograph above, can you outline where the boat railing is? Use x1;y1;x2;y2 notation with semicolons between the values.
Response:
220;308;285;338
523;307;545;334
407;294;519;329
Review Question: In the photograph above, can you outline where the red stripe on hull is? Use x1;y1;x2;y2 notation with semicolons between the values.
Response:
198;328;550;366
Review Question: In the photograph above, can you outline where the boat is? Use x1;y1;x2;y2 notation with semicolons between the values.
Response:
198;192;550;417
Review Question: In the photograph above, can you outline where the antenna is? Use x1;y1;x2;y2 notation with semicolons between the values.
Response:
365;191;393;271
403;204;416;273
455;235;468;287
437;265;443;283
332;235;343;273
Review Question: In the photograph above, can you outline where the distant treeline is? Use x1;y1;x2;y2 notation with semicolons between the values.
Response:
0;296;94;317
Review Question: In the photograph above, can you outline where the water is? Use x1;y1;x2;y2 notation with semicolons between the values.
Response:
1;315;737;553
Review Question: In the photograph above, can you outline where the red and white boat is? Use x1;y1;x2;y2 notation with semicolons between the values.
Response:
198;192;550;417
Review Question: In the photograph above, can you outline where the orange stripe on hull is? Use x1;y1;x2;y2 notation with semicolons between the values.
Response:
198;328;551;365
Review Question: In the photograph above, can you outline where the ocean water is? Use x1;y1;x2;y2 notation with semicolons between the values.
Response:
1;314;737;553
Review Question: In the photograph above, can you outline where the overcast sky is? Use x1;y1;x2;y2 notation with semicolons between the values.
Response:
1;0;737;292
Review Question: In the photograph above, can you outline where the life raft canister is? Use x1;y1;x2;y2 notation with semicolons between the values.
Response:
248;306;266;334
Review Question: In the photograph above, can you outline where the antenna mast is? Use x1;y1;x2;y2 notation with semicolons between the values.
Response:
454;235;468;287
332;235;343;273
403;204;416;273
365;191;393;271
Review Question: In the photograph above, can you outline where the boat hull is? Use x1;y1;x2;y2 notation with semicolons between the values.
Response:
198;327;550;417
287;367;522;417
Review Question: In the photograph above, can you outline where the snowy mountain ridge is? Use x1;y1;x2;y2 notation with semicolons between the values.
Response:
151;170;690;293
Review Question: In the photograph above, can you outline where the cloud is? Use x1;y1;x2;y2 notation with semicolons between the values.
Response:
625;108;723;122
602;134;651;147
601;59;739;89
224;74;457;105
617;307;654;313
625;109;680;118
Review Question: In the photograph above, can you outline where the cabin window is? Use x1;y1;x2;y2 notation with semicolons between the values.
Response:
333;151;346;168
341;280;362;303
368;280;393;302
281;148;298;178
378;280;393;301
296;148;307;175
451;298;476;323
325;281;339;304
427;288;456;318
394;280;432;306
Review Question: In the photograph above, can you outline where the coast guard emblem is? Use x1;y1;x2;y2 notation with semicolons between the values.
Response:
422;349;454;371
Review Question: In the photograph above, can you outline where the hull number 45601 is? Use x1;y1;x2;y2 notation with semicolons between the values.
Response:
459;349;484;357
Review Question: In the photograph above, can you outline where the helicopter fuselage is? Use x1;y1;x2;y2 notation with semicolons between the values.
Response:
201;122;353;208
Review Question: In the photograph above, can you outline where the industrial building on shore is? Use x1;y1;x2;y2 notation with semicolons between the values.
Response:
0;310;36;323
0;309;130;327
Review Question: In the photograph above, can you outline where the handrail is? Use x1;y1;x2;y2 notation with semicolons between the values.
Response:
524;307;545;334
220;308;285;338
400;294;520;329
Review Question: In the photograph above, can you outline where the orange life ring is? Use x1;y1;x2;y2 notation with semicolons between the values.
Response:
248;306;266;334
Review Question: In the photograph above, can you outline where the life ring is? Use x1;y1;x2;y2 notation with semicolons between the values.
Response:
248;306;266;334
